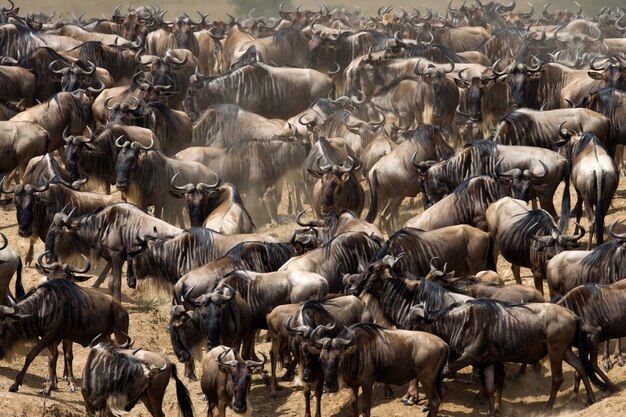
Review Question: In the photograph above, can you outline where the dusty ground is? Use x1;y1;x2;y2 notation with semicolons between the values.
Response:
1;177;626;417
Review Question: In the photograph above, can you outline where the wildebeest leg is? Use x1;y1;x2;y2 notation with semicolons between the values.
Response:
303;383;312;417
483;364;499;417
493;362;506;410
572;191;583;223
513;363;526;379
588;340;613;386
614;338;625;366
263;186;279;225
109;256;123;301
361;382;374;417
544;348;566;410
92;262;112;288
217;401;227;417
584;198;595;250
349;386;360;417
25;238;35;266
531;269;544;295
511;264;521;285
184;357;197;381
563;348;596;405
314;376;323;417
444;351;477;378
45;343;59;395
241;329;256;361
270;343;282;397
537;193;558;220
62;340;76;392
401;380;418;404
603;340;613;372
9;333;57;392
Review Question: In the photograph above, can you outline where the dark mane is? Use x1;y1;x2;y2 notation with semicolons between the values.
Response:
300;299;336;327
402;43;468;63
571;132;606;160
580;239;626;280
343;322;387;340
226;241;293;271
272;28;305;49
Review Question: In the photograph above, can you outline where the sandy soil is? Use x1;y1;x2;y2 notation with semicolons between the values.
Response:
1;178;626;417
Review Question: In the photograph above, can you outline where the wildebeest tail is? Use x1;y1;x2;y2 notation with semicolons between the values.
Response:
172;364;195;417
435;345;450;400
365;170;378;223
594;172;605;245
574;318;617;392
15;257;24;299
559;162;571;231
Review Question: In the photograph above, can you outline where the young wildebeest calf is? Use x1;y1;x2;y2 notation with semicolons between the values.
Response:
309;323;449;417
201;346;266;417
82;341;194;417
557;130;618;249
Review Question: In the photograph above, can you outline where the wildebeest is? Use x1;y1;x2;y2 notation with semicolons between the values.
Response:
308;323;449;417
169;285;253;381
186;62;334;120
555;281;626;385
170;172;255;234
409;297;614;416
283;296;371;414
174;241;294;303
0;279;129;394
280;232;382;293
82;341;194;417
487;197;585;293
201;346;266;417
126;227;278;292
557;130;618;248
0;121;50;174
546;222;626;298
45;203;182;300
371;225;494;278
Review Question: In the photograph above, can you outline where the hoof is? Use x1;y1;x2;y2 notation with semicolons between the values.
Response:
616;357;625;367
603;361;613;373
8;384;18;393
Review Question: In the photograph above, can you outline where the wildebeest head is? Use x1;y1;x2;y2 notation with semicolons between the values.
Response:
105;96;145;126
492;59;543;109
217;348;266;414
587;59;626;91
1;176;51;237
346;254;403;296
156;12;206;53
308;325;357;393
115;138;156;192
0;0;18;24
64;127;98;183
183;285;237;350
112;5;155;41
290;211;323;255
35;251;92;282
308;153;361;217
48;60;106;94
0;303;31;361
530;222;586;259
455;67;497;123
493;158;548;202
169;171;221;227
414;59;456;119
150;49;189;88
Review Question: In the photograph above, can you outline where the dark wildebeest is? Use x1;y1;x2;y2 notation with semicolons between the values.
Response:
169;285;253;381
185;62;334;121
413;140;570;224
578;88;626;162
308;150;364;218
170;172;255;234
201;346;266;417
556;130;618;249
173;241;294;303
309;323;449;417
409;297;615;416
555;281;626;386
82;340;194;417
44;203;182;300
280;232;382;293
0;279;129;394
0;233;23;306
371;225;494;278
486;197;585;293
283;296;371;414
126;227;278;293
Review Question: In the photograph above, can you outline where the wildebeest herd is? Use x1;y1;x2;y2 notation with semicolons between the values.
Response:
0;0;625;416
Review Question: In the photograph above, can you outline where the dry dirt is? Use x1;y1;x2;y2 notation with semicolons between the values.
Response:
2;177;626;417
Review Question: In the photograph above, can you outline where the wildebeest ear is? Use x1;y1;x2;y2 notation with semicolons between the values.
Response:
344;345;358;354
307;169;323;179
304;344;321;355
454;78;469;88
553;139;568;147
217;363;235;374
71;275;93;282
587;71;603;80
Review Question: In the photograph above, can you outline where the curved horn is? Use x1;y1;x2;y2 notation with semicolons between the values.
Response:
62;254;91;274
285;316;312;335
296;209;324;227
0;232;6;251
118;332;134;349
532;160;549;179
115;136;130;148
170;171;195;193
608;220;626;240
89;333;104;348
130;137;155;150
37;250;59;273
327;62;341;76
589;56;608;71
561;222;586;241
196;169;221;190
48;60;67;75
104;96;118;111
245;351;268;368
88;77;106;94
